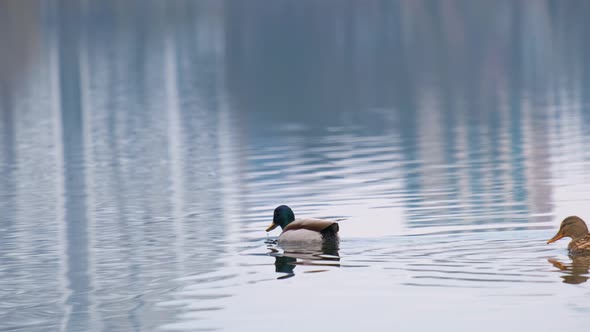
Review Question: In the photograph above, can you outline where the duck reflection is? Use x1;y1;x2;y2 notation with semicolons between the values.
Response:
548;256;590;284
268;241;340;279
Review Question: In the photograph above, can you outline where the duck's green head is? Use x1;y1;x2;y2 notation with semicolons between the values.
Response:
266;205;295;232
547;216;589;244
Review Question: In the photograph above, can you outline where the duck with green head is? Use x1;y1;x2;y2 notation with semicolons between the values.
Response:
547;216;590;255
266;205;340;244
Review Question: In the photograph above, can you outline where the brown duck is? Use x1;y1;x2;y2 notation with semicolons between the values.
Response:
547;216;590;255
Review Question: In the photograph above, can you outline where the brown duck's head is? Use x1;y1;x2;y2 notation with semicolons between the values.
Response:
547;216;589;244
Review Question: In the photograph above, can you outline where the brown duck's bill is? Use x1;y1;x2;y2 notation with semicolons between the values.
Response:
547;232;564;244
266;223;278;232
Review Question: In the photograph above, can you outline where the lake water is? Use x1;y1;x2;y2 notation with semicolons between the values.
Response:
2;1;590;331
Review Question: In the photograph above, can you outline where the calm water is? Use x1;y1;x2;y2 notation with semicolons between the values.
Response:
2;1;590;331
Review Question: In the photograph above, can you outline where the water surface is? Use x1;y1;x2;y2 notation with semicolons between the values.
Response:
2;1;590;331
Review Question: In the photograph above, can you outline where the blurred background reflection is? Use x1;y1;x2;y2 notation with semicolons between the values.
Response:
2;1;590;331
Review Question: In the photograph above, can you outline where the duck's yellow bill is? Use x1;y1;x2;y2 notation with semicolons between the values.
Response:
266;223;278;232
547;233;564;244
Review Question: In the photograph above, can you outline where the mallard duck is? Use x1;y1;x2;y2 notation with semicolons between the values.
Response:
547;216;590;255
266;205;339;243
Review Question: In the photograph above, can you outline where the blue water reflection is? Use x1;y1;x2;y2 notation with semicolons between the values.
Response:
2;1;590;331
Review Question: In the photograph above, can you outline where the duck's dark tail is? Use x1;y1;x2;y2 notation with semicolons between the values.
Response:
320;223;339;242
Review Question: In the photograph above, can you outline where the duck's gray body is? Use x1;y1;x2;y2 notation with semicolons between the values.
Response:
277;218;339;244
